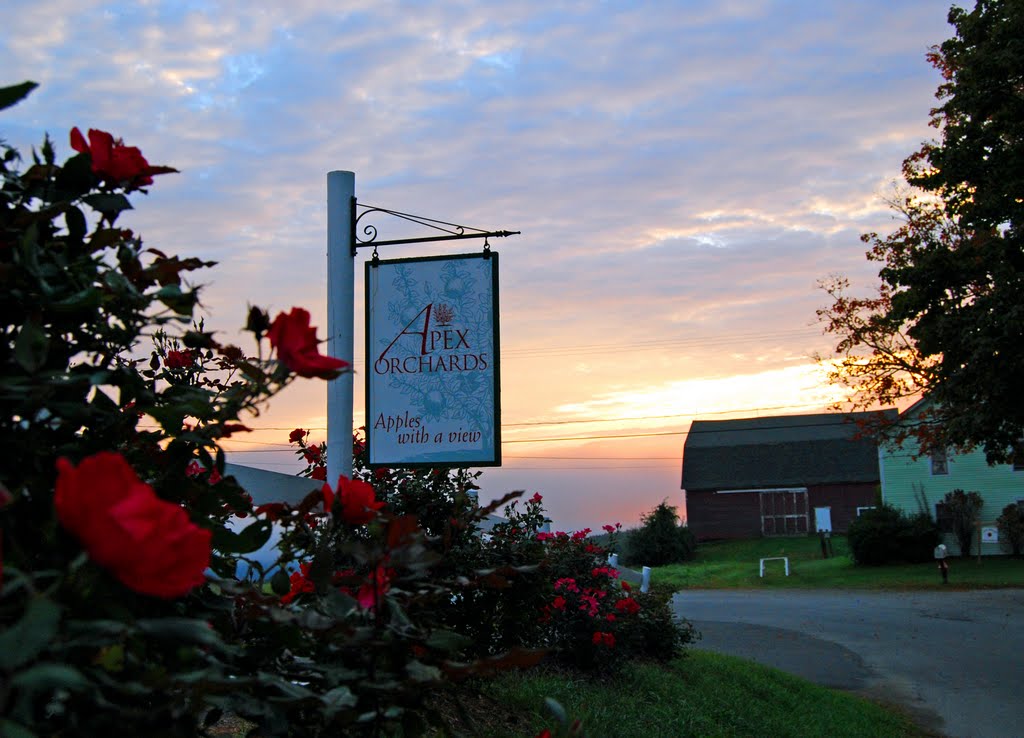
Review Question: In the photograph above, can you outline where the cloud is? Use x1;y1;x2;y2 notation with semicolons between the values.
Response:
2;0;952;529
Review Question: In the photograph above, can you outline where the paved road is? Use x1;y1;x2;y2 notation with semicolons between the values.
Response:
672;589;1024;738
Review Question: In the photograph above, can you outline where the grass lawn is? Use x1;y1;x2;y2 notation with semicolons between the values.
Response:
652;534;1024;590
474;651;930;737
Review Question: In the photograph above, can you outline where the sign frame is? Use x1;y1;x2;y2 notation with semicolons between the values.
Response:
364;251;501;468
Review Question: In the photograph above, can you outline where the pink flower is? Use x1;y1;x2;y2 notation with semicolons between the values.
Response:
552;595;567;610
530;492;543;503
603;524;616;534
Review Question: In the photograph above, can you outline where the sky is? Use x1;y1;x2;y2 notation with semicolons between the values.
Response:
3;0;957;531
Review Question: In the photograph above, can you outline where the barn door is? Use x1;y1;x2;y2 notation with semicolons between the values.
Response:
760;490;808;536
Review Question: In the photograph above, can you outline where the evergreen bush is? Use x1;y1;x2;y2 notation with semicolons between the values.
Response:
625;501;696;567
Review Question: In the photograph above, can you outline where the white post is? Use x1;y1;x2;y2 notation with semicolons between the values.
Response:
641;566;651;593
327;171;355;484
608;553;619;567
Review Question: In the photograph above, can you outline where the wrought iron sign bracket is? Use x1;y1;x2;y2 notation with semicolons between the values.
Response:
352;197;519;259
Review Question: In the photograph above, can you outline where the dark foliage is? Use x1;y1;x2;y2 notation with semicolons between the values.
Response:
996;501;1024;556
942;488;984;557
847;505;941;565
626;501;696;567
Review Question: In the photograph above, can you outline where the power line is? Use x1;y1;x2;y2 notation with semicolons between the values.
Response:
142;399;832;438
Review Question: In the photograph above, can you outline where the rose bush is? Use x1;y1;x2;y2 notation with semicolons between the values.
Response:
1;79;695;736
1;81;530;737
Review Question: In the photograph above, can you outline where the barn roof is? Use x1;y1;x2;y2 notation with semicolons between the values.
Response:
681;410;895;490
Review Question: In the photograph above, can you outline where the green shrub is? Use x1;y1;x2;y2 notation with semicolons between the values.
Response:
996;502;1024;556
942;489;984;558
847;505;940;565
625;501;696;566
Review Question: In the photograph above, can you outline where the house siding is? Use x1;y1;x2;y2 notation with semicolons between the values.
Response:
880;438;1024;555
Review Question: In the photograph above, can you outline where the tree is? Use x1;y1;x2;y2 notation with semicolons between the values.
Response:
942;489;984;557
996;501;1024;556
819;0;1024;462
626;501;695;567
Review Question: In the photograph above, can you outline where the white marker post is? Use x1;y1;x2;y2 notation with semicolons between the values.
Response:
327;171;355;484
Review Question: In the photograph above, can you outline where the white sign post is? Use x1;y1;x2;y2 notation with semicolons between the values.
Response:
365;252;500;467
326;171;355;483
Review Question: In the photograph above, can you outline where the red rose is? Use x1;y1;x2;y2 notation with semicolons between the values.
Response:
615;597;641;615
255;502;288;521
55;453;211;598
164;349;195;369
289;428;306;444
356;565;392;611
280;562;315;605
303;444;322;464
591;631;615;647
530;492;543;503
322;475;385;524
310;466;327;481
69;127;175;188
267;307;348;379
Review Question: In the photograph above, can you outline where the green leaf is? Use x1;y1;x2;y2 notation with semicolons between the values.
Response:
320;686;357;718
270;568;291;596
136;618;233;654
0;719;36;738
213;520;272;554
55;153;96;197
52;287;102;316
14;320;48;372
155;284;197;315
406;660;441;683
0;81;38;111
65;205;87;245
11;663;91;693
83;193;132;220
0;597;61;670
425;629;473;654
323;589;358;618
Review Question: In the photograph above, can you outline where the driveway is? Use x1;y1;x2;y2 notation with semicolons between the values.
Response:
672;589;1024;738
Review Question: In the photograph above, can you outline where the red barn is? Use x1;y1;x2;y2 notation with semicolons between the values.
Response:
681;411;894;540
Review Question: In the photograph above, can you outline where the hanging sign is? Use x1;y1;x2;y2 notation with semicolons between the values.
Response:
365;252;500;467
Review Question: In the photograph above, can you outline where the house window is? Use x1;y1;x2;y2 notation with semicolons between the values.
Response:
856;506;876;517
930;448;949;476
935;503;953;533
1013;442;1024;471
